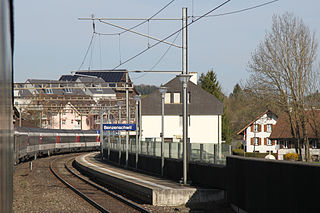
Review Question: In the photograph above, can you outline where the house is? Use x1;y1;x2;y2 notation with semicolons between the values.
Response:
141;73;223;144
237;110;278;153
269;110;320;160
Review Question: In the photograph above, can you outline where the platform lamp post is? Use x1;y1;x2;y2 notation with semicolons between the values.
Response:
177;74;192;185
106;107;111;160
133;95;141;169
117;101;122;165
159;86;167;176
99;110;104;160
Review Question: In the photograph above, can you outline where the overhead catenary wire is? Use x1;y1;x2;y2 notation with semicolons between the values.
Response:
131;30;181;81
90;0;177;36
78;33;95;70
150;29;181;71
111;0;231;70
116;0;176;35
191;0;280;19
79;0;280;72
78;0;177;69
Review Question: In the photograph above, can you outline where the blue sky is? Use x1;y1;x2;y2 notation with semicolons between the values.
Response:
14;0;320;95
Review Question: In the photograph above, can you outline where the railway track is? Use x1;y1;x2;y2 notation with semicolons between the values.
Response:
50;154;151;213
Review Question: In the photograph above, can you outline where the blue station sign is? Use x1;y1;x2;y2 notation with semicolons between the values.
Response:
103;124;136;131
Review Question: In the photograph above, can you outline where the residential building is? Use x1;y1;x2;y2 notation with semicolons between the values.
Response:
269;110;320;160
237;110;278;153
141;73;223;144
14;70;137;130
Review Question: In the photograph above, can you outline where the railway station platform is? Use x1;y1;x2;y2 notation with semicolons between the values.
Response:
75;152;224;206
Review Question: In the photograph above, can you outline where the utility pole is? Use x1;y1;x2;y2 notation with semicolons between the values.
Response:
182;7;188;185
159;87;167;176
100;110;104;159
125;72;129;167
117;101;122;164
107;107;111;160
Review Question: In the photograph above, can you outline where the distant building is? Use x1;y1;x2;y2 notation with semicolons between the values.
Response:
237;110;278;153
269;110;320;160
141;73;223;144
14;70;137;130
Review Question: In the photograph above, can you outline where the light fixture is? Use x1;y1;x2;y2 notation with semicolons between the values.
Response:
177;74;192;83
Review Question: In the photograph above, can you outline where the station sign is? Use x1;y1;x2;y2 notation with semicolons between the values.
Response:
103;124;136;131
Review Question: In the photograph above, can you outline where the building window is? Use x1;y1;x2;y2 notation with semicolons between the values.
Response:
267;138;272;146
267;124;272;132
165;93;171;104
188;92;191;104
63;88;72;93
253;137;259;146
174;93;180;104
94;84;102;91
44;88;53;94
253;124;260;132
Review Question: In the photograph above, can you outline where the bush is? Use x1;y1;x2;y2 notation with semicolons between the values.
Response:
284;153;299;161
232;149;244;156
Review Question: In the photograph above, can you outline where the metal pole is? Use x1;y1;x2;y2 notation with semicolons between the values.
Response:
135;100;139;169
0;0;13;211
253;121;256;157
80;114;83;130
19;107;22;127
182;7;188;185
118;104;122;164
139;99;142;153
125;72;129;167
161;92;165;176
100;111;104;159
107;108;111;160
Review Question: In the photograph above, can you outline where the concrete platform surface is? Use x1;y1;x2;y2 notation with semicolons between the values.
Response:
75;152;224;206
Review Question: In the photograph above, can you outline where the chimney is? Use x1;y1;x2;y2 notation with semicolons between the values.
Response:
189;72;198;85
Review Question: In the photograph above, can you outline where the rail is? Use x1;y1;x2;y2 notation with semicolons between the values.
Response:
50;155;151;213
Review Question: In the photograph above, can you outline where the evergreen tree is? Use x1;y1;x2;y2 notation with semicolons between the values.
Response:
199;69;231;143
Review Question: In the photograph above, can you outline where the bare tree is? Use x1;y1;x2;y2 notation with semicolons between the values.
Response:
247;12;318;161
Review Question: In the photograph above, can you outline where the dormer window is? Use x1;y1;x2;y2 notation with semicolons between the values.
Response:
44;88;53;94
174;92;180;104
94;84;102;91
165;93;171;104
63;88;72;93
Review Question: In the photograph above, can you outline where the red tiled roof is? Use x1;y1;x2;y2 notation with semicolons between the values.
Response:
269;110;320;139
236;110;275;135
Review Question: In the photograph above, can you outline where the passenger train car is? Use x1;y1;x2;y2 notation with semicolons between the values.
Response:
14;127;100;163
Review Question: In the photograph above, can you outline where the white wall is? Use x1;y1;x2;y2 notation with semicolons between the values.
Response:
141;115;221;144
245;113;277;153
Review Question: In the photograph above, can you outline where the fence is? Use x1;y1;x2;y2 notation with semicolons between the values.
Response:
104;136;231;165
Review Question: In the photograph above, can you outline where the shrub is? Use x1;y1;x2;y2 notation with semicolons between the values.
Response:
232;149;244;156
284;153;299;161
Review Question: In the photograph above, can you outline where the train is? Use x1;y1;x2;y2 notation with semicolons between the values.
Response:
14;127;100;163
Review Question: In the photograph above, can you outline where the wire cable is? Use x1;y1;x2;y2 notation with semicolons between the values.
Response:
192;0;279;18
93;0;176;36
131;30;181;81
89;34;97;70
111;0;231;70
118;0;176;35
150;30;181;71
78;33;95;70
